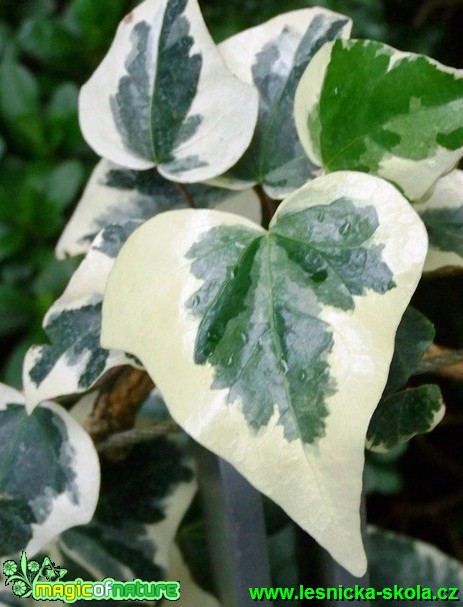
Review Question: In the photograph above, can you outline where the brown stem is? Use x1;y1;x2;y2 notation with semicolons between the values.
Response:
97;421;180;452
173;182;197;209
85;368;154;442
254;185;277;227
416;344;463;379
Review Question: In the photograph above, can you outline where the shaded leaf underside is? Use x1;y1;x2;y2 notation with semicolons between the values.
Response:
228;15;348;193
421;205;463;257
186;197;395;444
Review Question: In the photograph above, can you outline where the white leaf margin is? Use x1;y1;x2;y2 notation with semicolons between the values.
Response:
78;0;259;183
0;384;100;557
100;171;428;576
415;169;463;272
24;227;140;413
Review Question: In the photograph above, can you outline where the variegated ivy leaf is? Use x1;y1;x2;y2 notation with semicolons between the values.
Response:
385;306;435;393
101;171;428;575
0;384;99;557
78;0;258;183
366;526;463;604
57;437;195;583
367;385;444;453
23;223;141;412
415;170;463;272
214;8;351;198
295;39;463;200
56;159;261;259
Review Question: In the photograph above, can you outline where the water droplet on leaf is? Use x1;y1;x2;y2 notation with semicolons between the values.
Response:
339;221;351;236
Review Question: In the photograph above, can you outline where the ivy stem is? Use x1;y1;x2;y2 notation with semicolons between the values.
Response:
85;367;154;444
173;181;197;208
253;185;278;228
415;343;463;378
97;421;180;452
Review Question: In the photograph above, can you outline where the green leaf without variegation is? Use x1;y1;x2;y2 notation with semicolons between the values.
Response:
367;385;444;452
186;197;394;443
366;527;463;605
23;224;141;411
295;39;463;200
79;0;258;181
217;9;351;198
58;437;195;582
101;171;428;575
385;306;435;393
56;160;261;259
0;384;99;557
416;170;463;271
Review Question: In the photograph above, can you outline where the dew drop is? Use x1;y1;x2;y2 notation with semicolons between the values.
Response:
191;295;201;307
239;332;248;344
311;269;328;283
225;354;235;367
298;370;307;382
279;360;289;374
317;210;325;222
339;221;351;236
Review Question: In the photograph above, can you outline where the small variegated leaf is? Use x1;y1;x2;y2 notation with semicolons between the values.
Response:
57;437;195;582
101;171;428;575
386;306;435;393
215;8;351;198
0;384;99;557
295;39;463;200
415;170;463;272
56;160;261;259
366;526;463;604
78;0;258;182
367;385;444;453
23;224;141;412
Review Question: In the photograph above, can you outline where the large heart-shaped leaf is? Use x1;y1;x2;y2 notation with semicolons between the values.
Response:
214;8;351;198
415;170;463;272
101;171;427;575
56;159;261;259
294;39;463;200
0;384;99;557
78;0;258;182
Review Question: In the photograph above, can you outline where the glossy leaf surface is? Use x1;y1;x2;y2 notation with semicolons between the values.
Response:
0;384;99;557
216;8;351;198
295;39;463;200
79;0;258;182
102;171;427;574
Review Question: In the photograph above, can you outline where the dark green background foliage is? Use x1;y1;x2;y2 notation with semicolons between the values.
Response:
1;0;463;592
